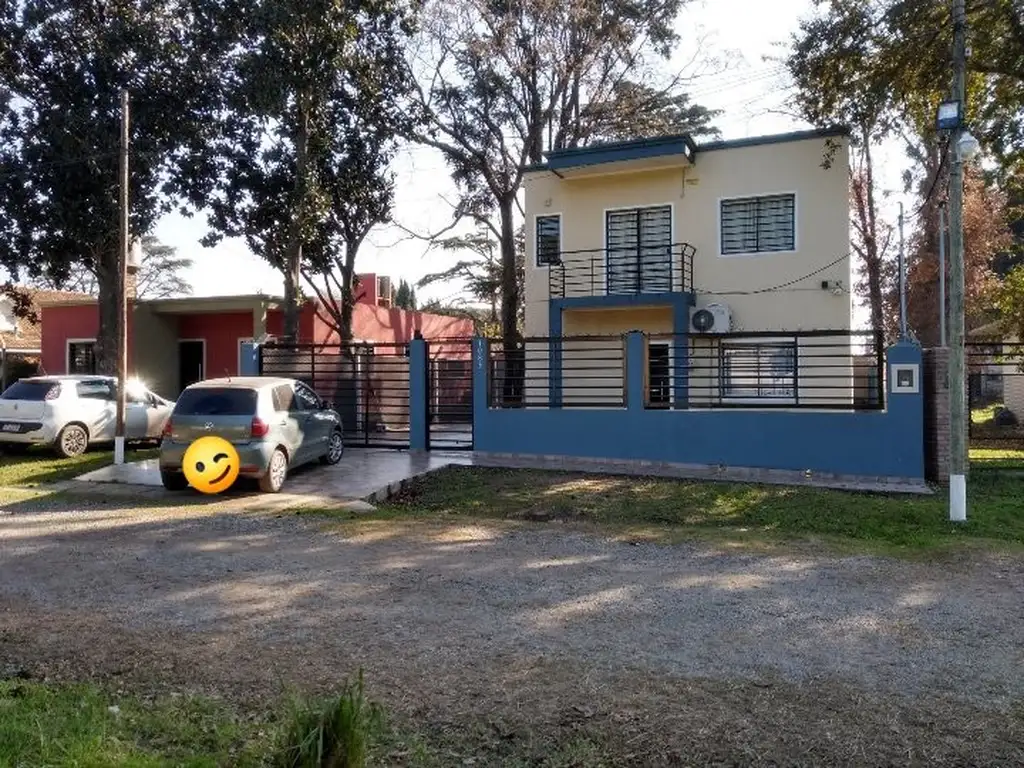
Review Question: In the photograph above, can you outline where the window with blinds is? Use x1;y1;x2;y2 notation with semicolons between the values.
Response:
606;205;672;294
720;194;796;255
536;215;561;266
721;340;797;400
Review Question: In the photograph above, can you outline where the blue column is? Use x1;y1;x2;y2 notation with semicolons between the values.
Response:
472;337;490;431
884;341;924;479
409;338;428;451
626;331;645;411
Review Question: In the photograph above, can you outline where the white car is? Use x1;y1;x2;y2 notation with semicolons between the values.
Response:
0;375;174;457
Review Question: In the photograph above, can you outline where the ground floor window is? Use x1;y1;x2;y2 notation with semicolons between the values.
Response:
721;339;796;400
648;342;671;407
67;341;97;375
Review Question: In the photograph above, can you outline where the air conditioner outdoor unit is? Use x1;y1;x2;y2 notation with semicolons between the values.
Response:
689;303;732;333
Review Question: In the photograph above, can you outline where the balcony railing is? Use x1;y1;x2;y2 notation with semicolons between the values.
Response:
548;242;696;299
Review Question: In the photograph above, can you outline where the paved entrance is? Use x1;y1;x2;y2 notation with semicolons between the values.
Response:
76;448;472;502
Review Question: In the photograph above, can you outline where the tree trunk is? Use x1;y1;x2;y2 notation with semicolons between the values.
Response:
498;194;522;404
94;244;118;375
284;99;310;342
340;237;359;343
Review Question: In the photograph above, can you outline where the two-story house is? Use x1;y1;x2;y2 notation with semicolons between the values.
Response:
518;126;870;409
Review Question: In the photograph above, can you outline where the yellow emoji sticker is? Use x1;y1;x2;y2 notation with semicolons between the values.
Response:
182;436;240;494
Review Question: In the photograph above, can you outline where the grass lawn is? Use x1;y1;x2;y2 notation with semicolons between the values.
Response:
0;679;270;767
0;446;158;488
361;466;1024;556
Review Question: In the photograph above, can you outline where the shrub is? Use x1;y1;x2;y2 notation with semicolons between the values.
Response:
273;671;384;768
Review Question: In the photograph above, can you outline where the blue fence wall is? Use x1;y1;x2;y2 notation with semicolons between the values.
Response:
467;334;924;481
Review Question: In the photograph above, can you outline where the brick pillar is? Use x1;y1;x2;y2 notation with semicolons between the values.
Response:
923;348;950;483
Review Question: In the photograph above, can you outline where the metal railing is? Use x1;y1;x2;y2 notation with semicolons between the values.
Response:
488;335;627;408
646;330;885;410
548;243;696;299
966;340;1024;461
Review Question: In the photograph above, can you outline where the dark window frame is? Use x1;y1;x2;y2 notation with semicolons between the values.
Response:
535;214;562;267
647;341;672;408
67;341;97;375
720;193;796;255
605;205;673;294
719;339;798;401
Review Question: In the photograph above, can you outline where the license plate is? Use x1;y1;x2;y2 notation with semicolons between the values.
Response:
2;423;21;433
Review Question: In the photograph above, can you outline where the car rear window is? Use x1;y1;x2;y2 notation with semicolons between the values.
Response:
0;380;61;401
173;387;257;416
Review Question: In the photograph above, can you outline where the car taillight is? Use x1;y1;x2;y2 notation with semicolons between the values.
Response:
161;420;173;439
250;417;269;438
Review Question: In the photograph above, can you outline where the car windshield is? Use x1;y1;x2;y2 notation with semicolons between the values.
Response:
0;380;60;401
173;387;257;416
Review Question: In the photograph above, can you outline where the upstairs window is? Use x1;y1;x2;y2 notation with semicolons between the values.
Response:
536;214;561;266
720;194;796;255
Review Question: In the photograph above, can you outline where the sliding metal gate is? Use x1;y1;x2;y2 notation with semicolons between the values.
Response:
259;342;412;448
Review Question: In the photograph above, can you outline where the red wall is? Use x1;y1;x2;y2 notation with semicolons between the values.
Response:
40;304;138;374
313;303;473;350
178;311;253;379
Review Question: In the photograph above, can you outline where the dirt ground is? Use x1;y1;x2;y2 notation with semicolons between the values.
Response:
2;491;1024;765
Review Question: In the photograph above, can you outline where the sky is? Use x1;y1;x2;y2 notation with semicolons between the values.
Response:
152;0;914;309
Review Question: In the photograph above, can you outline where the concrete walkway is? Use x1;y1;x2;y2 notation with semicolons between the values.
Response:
75;446;931;501
76;449;472;503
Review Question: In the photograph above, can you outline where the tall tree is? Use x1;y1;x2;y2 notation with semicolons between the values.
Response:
204;0;414;342
0;0;233;373
410;0;707;349
29;236;193;299
394;279;417;309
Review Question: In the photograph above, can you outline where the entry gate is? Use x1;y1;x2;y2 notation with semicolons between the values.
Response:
259;341;412;448
967;339;1024;468
259;338;475;450
427;338;474;450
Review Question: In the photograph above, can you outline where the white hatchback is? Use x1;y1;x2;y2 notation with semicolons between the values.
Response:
0;376;174;457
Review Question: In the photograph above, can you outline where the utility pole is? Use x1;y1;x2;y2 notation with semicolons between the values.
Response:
898;202;907;339
938;201;947;347
948;0;968;521
114;88;129;466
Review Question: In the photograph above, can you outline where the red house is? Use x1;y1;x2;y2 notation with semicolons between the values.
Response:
38;273;473;399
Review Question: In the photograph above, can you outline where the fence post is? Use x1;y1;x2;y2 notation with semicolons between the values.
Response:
472;336;489;425
409;337;428;451
626;331;645;411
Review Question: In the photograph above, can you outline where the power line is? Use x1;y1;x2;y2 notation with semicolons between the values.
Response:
698;252;850;296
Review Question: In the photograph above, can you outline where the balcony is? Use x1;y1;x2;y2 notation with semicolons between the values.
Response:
548;243;696;299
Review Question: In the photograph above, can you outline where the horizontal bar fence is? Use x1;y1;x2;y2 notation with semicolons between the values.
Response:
966;340;1024;460
549;243;696;299
646;329;886;411
488;335;627;409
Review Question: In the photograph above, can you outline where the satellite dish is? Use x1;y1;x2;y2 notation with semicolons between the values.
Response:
692;308;715;332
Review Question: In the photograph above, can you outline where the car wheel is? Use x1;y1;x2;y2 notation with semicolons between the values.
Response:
259;448;288;493
54;424;88;458
319;430;345;466
161;470;189;491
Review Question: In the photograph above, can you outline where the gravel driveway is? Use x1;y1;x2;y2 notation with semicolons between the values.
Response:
2;492;1023;764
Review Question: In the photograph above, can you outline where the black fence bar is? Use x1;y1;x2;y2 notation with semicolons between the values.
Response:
549;243;696;299
966;340;1024;461
488;335;627;409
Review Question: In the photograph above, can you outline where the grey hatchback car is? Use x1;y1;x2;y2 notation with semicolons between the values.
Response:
159;377;344;493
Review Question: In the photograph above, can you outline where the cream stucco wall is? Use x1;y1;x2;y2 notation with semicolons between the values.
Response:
524;134;852;338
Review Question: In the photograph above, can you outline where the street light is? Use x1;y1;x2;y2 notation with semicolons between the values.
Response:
957;131;980;162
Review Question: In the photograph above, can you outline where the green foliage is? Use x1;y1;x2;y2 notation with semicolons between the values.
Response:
0;0;231;371
394;279;417;310
204;0;416;341
995;263;1024;340
0;679;266;767
274;671;385;768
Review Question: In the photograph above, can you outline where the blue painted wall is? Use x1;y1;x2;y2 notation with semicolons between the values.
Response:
240;343;259;375
409;338;428;450
471;336;925;480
